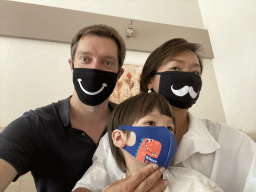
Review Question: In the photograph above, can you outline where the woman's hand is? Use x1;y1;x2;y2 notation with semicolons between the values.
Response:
104;164;167;192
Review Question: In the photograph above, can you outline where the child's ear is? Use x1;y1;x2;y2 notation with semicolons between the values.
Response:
112;130;127;148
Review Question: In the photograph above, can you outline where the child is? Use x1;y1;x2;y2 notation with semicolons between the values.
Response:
73;93;223;192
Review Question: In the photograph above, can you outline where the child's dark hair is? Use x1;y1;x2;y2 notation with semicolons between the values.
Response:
108;92;175;172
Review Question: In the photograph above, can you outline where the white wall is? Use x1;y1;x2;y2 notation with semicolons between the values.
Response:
0;0;226;127
7;0;205;29
198;0;256;134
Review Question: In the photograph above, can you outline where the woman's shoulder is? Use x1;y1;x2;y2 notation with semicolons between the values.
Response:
195;116;255;146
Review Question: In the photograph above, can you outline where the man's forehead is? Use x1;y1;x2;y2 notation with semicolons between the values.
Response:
77;36;118;54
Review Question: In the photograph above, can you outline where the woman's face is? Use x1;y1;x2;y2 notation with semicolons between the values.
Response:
147;50;201;92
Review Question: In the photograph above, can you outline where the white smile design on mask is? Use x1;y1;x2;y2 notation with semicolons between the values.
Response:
171;85;198;99
77;79;107;95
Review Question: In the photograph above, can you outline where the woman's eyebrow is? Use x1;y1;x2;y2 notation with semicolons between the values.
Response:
171;59;200;67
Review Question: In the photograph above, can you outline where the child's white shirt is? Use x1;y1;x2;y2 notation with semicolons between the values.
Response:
162;166;223;192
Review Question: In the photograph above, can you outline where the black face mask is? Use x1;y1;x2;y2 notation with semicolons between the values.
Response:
73;68;117;106
155;71;202;109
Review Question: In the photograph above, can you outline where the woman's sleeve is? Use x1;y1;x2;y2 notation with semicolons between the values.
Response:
243;142;256;191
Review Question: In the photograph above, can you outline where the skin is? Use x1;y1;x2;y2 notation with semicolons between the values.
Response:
147;50;201;145
0;160;17;192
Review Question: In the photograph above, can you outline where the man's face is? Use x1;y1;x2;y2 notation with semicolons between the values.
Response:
72;34;119;73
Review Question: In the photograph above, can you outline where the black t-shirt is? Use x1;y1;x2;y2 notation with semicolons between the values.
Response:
0;96;115;192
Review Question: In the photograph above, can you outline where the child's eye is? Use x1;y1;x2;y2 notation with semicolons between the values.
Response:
146;121;155;126
167;126;175;133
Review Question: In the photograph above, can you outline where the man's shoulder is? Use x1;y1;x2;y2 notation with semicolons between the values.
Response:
25;97;69;118
23;100;60;121
6;97;69;132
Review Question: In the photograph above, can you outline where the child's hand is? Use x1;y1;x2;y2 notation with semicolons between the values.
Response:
103;164;168;192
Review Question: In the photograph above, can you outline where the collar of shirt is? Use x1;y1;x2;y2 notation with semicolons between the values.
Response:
173;112;221;166
58;96;116;127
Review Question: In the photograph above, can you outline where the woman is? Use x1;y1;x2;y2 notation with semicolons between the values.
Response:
73;38;256;192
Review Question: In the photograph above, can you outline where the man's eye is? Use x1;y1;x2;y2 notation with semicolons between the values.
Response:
105;61;113;66
81;57;88;62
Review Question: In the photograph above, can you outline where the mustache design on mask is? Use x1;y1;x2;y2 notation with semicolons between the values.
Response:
171;85;198;99
78;79;107;95
155;71;202;109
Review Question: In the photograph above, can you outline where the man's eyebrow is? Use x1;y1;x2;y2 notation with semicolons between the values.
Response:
76;51;117;60
76;51;91;55
102;55;117;61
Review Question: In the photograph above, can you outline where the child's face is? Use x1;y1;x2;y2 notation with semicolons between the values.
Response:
115;107;175;175
126;107;175;146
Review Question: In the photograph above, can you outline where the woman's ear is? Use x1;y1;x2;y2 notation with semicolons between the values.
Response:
147;78;153;90
112;130;127;148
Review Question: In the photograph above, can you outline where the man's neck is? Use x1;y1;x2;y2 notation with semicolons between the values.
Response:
69;91;110;122
69;91;111;144
173;107;190;146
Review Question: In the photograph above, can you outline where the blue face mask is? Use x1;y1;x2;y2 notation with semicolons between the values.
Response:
118;125;177;169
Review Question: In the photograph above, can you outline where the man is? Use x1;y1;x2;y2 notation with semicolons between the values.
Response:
0;25;167;192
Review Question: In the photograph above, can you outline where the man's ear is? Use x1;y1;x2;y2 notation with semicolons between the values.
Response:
68;58;73;71
117;68;124;80
112;130;127;148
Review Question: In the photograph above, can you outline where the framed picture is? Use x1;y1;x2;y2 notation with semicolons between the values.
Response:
110;64;143;104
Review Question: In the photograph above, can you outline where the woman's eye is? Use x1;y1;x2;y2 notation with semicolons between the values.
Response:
170;67;180;71
193;71;200;76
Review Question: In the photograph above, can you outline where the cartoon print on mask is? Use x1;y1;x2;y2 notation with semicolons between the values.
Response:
119;125;177;169
135;138;162;164
78;79;107;95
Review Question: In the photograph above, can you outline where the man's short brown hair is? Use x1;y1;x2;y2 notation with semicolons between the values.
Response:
71;24;126;70
108;93;175;172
